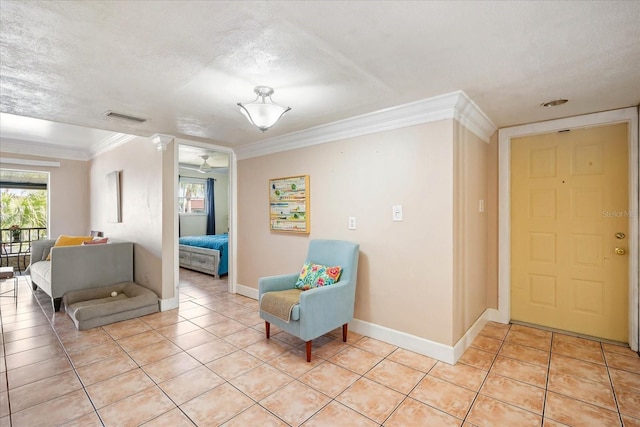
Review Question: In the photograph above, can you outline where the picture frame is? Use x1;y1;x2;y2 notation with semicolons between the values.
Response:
269;175;310;233
106;170;122;223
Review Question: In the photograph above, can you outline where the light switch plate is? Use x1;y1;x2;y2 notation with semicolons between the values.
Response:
392;205;403;221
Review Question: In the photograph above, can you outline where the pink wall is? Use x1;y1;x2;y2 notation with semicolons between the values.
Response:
0;152;89;237
237;121;461;345
89;137;164;296
237;119;498;346
452;123;490;341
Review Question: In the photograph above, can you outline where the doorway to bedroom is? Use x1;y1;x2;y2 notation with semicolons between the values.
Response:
177;144;230;292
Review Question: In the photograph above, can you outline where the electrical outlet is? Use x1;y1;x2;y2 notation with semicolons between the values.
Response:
479;199;485;212
348;217;357;230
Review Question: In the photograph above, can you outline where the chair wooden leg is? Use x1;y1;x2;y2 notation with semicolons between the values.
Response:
342;323;348;342
265;321;270;339
306;341;312;362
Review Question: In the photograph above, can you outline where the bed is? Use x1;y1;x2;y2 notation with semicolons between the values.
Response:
178;234;228;278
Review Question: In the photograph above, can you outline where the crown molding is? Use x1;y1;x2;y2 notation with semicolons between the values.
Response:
90;133;138;158
1;132;139;161
235;90;496;160
150;133;174;151
453;93;496;144
0;137;90;160
0;157;61;167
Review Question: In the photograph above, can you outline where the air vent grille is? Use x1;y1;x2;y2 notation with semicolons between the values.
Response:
103;110;147;123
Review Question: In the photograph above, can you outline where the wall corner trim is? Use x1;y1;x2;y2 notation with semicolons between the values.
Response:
159;296;179;311
453;93;497;144
452;308;501;363
235;90;496;160
235;283;259;300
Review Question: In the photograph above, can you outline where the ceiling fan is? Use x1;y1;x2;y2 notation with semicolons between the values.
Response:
180;155;217;174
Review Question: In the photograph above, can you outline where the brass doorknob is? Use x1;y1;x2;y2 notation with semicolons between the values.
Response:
615;232;625;239
615;247;626;255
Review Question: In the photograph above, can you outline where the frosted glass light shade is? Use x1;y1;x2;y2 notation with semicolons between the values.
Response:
237;86;291;132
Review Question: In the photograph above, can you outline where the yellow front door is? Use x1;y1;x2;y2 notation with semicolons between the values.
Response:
511;123;629;342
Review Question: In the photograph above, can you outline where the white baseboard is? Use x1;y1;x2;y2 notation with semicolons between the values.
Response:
232;283;503;365
235;283;258;300
452;308;501;362
351;308;502;365
159;295;179;311
484;308;504;323
350;318;457;364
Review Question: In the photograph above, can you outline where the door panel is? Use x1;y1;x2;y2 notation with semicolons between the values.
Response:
511;123;629;342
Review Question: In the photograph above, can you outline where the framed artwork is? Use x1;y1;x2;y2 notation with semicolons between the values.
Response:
106;170;122;223
269;175;310;233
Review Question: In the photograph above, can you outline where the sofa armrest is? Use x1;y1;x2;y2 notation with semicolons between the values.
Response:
29;239;56;267
298;280;355;340
258;273;299;299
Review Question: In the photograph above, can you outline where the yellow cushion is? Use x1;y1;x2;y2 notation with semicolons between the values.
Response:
46;235;94;260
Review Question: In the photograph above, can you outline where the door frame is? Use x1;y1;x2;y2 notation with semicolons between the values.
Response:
174;140;236;295
498;107;639;351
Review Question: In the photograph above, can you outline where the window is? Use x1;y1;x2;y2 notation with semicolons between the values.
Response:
0;168;48;243
178;177;206;214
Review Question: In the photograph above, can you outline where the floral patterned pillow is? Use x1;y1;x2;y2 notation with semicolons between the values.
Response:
294;261;342;291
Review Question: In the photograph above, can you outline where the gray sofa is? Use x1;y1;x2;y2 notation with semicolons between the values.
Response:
28;239;134;311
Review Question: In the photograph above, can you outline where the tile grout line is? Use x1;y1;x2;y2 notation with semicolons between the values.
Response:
1;276;64;424
224;338;366;426
169;285;274;425
459;324;511;425
10;273;636;426
30;278;108;427
99;287;314;427
378;347;436;426
0;278;17;424
102;316;199;427
540;332;553;427
525;329;633;425
601;341;625;427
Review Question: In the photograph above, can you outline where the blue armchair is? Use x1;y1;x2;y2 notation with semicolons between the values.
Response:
258;239;360;362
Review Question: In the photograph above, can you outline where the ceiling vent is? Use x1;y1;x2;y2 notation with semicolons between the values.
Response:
103;110;148;123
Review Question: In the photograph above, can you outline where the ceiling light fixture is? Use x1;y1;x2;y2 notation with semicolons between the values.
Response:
237;86;291;132
541;99;568;107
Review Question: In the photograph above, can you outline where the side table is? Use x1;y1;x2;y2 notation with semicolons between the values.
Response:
0;266;17;300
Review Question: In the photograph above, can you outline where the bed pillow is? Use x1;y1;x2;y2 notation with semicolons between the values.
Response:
46;235;94;260
82;237;109;245
294;260;342;291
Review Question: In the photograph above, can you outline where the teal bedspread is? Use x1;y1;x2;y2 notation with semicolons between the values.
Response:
178;234;228;275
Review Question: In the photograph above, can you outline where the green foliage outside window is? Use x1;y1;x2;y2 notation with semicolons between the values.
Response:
0;189;47;230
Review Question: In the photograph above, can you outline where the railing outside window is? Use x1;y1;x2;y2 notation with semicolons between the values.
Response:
0;227;48;273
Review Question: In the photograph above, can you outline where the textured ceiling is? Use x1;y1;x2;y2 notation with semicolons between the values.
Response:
1;1;639;151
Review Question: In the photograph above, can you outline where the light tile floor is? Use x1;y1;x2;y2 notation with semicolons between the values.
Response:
1;270;639;426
